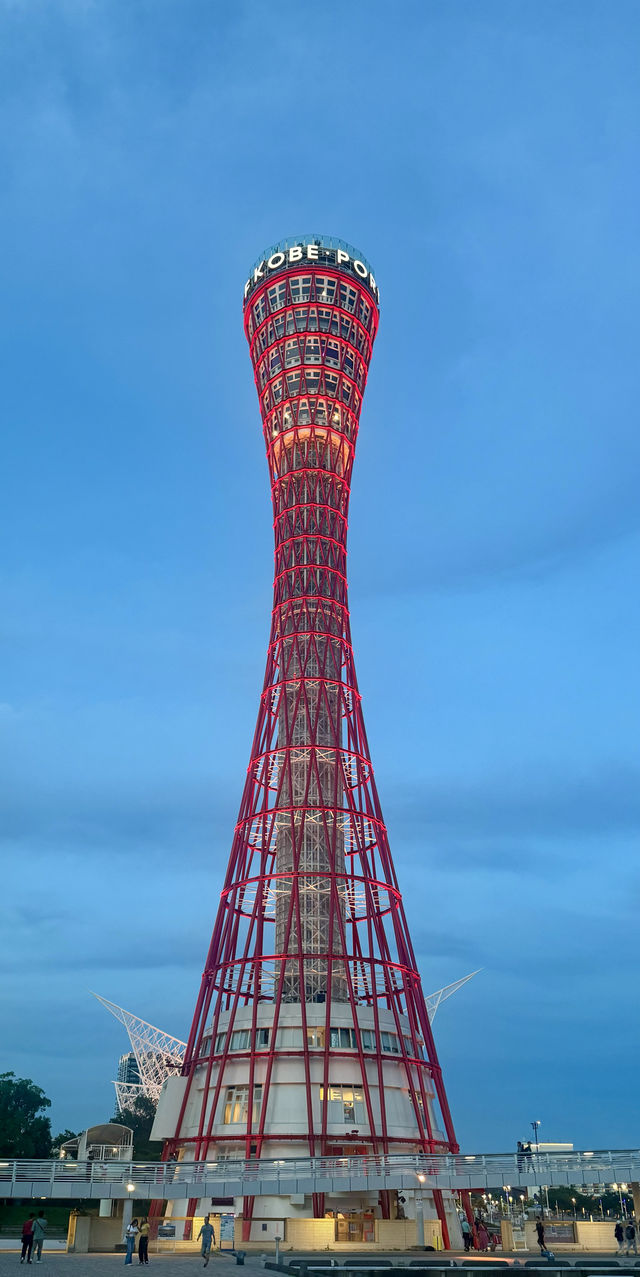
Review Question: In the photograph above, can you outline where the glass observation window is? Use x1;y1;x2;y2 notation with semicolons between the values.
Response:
321;1083;366;1124
339;283;357;312
289;275;312;303
284;339;301;367
275;1027;304;1047
315;276;337;303
222;1084;263;1125
305;336;321;363
268;282;286;312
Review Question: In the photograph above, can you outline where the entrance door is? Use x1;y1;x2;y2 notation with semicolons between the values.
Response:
336;1216;364;1243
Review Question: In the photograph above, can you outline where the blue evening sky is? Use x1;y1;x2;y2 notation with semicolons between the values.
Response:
1;0;639;1150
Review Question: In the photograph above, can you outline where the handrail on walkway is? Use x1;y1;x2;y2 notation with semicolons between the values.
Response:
0;1149;638;1197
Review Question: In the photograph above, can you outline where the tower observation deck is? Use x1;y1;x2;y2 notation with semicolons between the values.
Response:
152;237;461;1244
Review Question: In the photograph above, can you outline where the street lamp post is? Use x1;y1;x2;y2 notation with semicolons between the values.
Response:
530;1121;545;1216
416;1174;426;1248
612;1183;627;1219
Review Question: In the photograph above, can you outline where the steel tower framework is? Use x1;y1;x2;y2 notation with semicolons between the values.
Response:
164;238;460;1239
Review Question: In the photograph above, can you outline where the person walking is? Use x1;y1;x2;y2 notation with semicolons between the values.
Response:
536;1217;545;1254
124;1219;139;1266
32;1212;48;1263
197;1215;216;1267
624;1220;638;1255
615;1221;625;1253
138;1218;150;1265
476;1220;490;1251
20;1215;35;1265
460;1215;472;1252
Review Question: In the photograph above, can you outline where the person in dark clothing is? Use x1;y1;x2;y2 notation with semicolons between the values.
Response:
615;1221;625;1252
461;1215;472;1251
536;1217;545;1253
32;1212;47;1263
625;1221;637;1255
138;1218;150;1265
20;1216;35;1264
198;1215;216;1267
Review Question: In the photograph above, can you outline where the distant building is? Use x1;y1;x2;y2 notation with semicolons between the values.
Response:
117;1051;140;1087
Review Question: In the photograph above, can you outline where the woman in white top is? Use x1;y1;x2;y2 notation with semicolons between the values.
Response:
124;1219;139;1266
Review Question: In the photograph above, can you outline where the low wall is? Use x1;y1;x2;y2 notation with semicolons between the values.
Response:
523;1220;621;1252
279;1217;442;1252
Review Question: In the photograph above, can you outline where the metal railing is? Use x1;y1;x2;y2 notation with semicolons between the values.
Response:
0;1149;638;1197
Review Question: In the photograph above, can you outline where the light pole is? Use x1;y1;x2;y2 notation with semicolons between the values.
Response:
504;1187;512;1220
416;1174;426;1248
531;1120;541;1152
571;1198;576;1221
612;1183;627;1219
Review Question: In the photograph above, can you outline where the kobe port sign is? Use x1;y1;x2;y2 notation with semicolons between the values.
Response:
244;243;379;303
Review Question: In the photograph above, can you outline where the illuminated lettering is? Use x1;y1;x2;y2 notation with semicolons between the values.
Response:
243;243;380;304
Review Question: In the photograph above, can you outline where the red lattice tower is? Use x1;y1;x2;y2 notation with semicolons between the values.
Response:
162;238;459;1242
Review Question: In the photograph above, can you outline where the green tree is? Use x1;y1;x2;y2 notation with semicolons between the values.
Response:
111;1095;161;1161
0;1072;52;1158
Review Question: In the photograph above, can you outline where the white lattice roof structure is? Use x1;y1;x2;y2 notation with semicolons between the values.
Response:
425;970;480;1021
93;993;186;1110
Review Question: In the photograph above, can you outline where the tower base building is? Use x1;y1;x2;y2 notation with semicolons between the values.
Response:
152;239;463;1248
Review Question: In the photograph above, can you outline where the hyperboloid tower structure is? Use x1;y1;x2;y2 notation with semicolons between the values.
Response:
152;237;461;1246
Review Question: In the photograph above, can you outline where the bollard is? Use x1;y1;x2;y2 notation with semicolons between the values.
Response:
275;1235;281;1265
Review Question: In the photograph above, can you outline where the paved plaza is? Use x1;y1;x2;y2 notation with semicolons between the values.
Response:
0;1253;631;1276
0;1255;265;1277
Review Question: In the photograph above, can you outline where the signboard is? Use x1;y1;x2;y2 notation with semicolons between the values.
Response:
219;1213;235;1250
244;242;379;303
545;1222;576;1244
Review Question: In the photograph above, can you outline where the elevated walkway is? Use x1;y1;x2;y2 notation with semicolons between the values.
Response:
0;1149;638;1201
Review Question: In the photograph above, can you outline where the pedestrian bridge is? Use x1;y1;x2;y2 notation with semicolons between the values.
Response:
0;1150;638;1201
